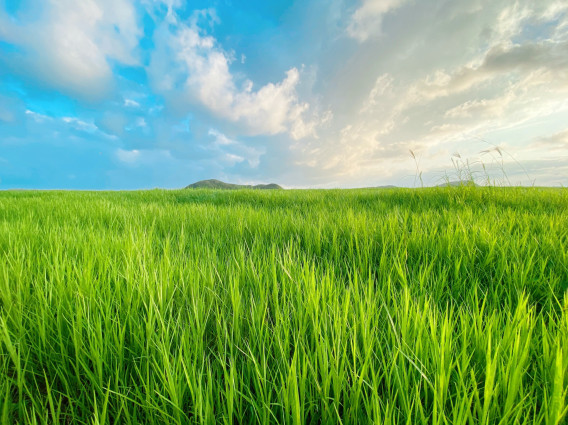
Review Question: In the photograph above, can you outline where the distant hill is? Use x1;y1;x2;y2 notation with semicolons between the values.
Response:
184;179;481;190
185;179;283;190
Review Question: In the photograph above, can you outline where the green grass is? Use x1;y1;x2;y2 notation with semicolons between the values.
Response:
0;187;567;424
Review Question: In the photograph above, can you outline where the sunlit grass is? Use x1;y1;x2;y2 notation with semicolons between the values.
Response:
0;187;567;424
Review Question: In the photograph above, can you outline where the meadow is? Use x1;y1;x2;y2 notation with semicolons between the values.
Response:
0;187;567;424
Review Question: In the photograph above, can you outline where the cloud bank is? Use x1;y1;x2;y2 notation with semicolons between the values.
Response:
0;0;566;189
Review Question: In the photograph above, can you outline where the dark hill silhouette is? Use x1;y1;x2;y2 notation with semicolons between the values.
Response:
185;179;283;190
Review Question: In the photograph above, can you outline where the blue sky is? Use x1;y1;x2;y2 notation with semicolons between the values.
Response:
0;0;567;189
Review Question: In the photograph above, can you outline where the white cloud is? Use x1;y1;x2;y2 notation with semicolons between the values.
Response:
25;110;52;122
347;0;408;42
0;0;141;101
62;117;98;132
116;148;140;163
360;73;395;113
207;129;264;168
114;148;175;168
23;110;101;133
149;9;322;139
124;99;141;108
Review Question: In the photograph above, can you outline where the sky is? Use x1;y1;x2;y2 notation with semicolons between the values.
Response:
0;0;567;189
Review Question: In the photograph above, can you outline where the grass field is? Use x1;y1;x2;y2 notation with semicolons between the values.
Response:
0;187;567;424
